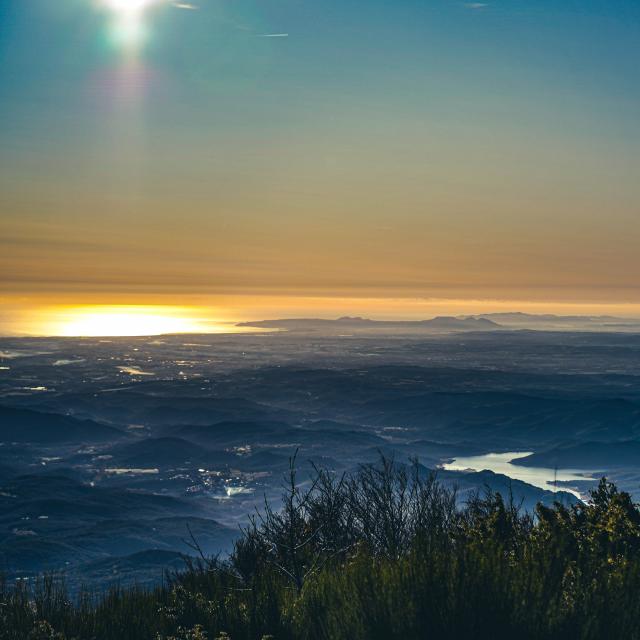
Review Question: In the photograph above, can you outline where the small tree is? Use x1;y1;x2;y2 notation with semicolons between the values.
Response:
235;451;336;593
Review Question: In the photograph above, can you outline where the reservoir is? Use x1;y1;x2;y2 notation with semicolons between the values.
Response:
441;451;595;500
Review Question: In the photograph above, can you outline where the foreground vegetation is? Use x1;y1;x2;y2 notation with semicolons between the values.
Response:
3;456;640;640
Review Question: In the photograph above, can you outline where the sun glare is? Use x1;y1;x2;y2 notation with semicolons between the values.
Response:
102;0;163;52
50;306;205;337
104;0;160;14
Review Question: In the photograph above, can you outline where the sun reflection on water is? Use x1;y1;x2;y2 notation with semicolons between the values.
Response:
35;306;236;337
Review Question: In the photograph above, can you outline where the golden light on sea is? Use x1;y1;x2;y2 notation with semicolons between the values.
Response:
23;305;236;337
51;306;205;337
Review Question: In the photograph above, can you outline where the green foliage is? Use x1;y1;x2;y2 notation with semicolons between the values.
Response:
3;459;640;639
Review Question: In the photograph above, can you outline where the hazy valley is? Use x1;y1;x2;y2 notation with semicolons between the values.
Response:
2;321;640;590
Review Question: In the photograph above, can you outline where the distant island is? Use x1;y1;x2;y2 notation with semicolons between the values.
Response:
238;313;640;333
238;316;502;332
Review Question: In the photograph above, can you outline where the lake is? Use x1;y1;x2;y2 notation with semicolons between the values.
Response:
441;451;595;500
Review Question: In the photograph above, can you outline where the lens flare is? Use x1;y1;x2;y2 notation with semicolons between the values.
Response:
102;0;163;53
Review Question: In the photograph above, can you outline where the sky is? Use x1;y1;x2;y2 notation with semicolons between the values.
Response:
1;0;639;334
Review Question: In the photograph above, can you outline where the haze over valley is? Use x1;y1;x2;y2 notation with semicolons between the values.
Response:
2;319;640;588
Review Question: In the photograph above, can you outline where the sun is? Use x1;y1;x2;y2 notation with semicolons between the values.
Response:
101;0;164;52
104;0;161;14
